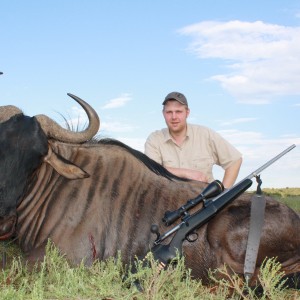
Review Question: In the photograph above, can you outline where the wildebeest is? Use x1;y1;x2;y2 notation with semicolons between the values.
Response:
0;94;299;286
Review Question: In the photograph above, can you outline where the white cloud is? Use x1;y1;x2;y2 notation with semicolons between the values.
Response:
60;106;91;131
117;137;146;152
213;129;300;188
62;105;137;135
100;120;136;133
217;129;264;146
218;117;257;126
101;93;132;109
179;20;300;104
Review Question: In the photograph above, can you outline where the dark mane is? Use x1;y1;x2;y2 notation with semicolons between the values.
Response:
94;138;189;182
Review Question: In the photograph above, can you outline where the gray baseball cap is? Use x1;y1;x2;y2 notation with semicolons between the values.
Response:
162;92;188;106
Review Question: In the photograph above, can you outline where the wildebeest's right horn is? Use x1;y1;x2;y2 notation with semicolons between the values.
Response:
35;93;100;143
0;105;23;123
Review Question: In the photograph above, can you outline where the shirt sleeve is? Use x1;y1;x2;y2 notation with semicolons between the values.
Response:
144;132;163;164
208;129;242;169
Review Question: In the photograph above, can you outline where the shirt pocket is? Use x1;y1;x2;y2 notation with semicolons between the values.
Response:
191;156;213;172
192;157;215;182
162;158;176;168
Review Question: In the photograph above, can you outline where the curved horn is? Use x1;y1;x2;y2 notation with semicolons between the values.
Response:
0;105;23;123
35;93;100;143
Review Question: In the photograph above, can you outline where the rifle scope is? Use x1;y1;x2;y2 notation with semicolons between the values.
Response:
162;180;224;226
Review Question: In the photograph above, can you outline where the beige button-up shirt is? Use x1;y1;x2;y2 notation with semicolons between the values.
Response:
144;124;242;183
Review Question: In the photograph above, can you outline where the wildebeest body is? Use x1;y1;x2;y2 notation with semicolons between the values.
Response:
0;94;299;286
17;139;205;264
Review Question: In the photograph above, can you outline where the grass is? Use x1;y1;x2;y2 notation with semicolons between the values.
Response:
1;242;299;300
1;190;299;299
262;187;300;212
262;187;300;197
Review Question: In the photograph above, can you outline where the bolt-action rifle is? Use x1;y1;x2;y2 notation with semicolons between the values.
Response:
148;144;296;269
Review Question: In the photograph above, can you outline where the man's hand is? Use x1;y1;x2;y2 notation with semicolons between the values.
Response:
166;167;209;182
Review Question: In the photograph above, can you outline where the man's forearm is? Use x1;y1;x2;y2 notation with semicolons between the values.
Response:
222;158;243;188
166;167;208;182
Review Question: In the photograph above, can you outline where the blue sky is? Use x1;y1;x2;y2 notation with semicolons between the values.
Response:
1;0;299;188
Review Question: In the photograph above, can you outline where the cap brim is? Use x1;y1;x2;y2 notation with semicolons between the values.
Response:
162;99;186;105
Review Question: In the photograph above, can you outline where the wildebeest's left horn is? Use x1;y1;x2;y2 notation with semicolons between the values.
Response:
0;105;23;123
35;93;100;143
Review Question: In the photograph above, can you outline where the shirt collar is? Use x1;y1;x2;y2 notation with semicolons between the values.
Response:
163;124;190;143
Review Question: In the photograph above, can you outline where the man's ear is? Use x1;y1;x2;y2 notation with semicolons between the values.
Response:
186;107;190;118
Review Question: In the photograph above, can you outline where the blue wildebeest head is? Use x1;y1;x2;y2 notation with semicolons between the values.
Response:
0;94;100;239
0;109;48;239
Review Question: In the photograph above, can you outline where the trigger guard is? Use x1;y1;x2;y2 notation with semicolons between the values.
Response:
186;232;198;243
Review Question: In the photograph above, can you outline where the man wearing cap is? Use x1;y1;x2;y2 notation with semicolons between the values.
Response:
144;92;242;188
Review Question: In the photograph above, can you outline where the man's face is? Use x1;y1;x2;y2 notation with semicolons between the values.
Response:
162;100;190;133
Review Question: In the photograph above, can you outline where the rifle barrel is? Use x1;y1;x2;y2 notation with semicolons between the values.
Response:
246;144;296;180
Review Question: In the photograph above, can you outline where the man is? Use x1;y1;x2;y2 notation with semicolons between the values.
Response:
144;92;242;188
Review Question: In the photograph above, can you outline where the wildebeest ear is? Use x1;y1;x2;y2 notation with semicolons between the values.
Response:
43;146;90;179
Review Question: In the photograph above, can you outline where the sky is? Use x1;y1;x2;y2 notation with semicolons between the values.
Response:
0;0;299;188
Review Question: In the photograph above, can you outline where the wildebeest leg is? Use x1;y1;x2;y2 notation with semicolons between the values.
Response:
24;243;47;269
280;258;300;289
183;227;220;284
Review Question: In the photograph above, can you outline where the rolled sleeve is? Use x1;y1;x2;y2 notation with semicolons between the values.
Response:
144;133;163;164
209;130;242;170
